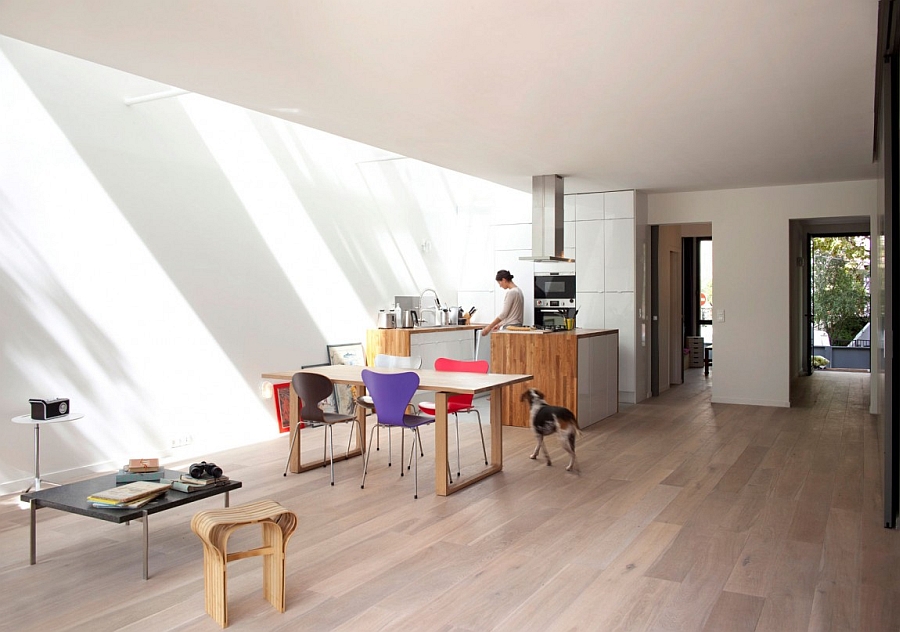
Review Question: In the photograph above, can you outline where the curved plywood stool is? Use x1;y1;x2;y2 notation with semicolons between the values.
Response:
191;500;298;628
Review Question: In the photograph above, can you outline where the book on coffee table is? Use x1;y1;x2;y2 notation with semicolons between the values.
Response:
87;480;172;504
126;458;160;473
161;477;231;493
90;488;169;509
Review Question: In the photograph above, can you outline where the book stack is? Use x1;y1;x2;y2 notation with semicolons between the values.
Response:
116;458;163;483
87;480;172;509
161;473;230;493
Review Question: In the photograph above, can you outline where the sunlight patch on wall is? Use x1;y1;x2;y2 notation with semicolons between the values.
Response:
180;94;370;338
0;50;269;467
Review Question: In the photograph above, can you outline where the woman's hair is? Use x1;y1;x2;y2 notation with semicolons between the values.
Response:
495;269;514;282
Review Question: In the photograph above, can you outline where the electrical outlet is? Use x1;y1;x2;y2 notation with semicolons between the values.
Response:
170;434;194;448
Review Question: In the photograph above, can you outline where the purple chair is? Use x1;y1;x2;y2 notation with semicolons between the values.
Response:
360;369;435;499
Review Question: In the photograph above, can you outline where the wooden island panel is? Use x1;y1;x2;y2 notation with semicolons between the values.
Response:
491;329;618;428
365;329;411;364
491;333;577;427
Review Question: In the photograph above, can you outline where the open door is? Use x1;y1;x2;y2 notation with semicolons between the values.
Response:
806;235;814;376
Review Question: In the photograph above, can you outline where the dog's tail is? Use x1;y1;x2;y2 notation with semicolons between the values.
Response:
561;414;583;437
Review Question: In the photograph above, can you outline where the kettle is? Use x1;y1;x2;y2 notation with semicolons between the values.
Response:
400;310;419;328
377;310;396;329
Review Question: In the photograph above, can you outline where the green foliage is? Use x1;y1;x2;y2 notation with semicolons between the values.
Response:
811;236;869;345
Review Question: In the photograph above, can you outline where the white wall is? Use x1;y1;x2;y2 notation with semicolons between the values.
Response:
648;180;877;407
0;38;527;493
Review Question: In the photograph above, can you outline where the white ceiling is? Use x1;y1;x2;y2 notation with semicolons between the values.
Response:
0;0;881;194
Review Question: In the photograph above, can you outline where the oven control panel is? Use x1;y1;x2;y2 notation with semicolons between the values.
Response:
534;298;576;308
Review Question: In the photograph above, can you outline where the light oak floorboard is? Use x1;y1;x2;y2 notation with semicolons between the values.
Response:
1;370;898;631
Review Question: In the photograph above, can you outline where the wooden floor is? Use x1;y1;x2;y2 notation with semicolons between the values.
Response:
1;369;898;631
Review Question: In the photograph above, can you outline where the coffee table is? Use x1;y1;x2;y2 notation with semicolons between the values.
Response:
21;469;242;579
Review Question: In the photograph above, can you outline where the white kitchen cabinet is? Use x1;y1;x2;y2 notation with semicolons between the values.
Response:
410;329;476;369
575;192;604;221
604;218;634;292
577;331;619;427
575;292;604;329
605;292;635;401
564;194;576;221
575;219;604;292
604;190;635;218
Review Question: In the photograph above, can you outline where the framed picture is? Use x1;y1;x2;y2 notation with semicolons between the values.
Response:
273;382;293;433
327;342;366;414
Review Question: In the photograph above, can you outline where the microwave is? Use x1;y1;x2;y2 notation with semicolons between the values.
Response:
534;274;575;300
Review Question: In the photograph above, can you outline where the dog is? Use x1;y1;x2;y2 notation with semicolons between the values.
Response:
521;388;581;472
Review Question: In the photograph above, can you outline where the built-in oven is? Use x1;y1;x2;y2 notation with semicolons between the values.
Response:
534;274;576;328
534;274;576;300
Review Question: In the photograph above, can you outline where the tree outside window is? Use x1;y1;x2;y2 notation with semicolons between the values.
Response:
812;236;870;346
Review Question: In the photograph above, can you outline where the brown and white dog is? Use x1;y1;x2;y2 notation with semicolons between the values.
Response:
521;388;581;472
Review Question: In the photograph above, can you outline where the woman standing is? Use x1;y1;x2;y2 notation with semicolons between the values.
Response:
481;269;524;336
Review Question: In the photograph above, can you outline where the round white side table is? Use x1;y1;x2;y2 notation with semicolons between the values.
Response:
11;413;84;492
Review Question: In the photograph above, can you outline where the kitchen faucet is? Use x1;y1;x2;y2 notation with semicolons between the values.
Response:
419;288;441;326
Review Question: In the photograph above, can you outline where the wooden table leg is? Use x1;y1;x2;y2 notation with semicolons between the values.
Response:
489;385;503;468
440;386;504;496
288;384;302;473
434;392;449;496
355;385;367;455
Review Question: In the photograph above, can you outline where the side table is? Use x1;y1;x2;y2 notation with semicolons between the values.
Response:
11;413;84;492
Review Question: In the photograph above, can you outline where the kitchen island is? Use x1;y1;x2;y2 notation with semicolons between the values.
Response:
490;328;618;428
366;324;484;368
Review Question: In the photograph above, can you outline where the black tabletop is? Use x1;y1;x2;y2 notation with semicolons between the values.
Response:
21;469;242;523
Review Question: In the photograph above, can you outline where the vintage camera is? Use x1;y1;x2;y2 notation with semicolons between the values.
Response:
189;461;224;479
29;398;70;420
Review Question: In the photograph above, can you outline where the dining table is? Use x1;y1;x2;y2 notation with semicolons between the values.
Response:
261;364;532;496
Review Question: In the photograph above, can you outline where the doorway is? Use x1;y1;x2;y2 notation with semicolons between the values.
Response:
650;224;710;396
808;234;871;373
792;230;871;376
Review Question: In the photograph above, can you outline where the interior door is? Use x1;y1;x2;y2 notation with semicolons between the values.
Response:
806;235;814;376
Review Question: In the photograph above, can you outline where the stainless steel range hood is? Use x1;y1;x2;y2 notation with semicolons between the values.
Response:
520;174;574;262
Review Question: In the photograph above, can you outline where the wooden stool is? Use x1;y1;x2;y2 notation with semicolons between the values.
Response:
191;500;298;628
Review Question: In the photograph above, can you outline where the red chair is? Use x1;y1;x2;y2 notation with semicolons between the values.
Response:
418;358;489;477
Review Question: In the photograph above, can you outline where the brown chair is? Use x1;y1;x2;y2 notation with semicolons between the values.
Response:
282;372;358;485
191;500;298;628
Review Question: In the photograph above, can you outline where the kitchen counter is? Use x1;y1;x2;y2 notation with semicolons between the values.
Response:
405;324;485;334
365;324;486;367
499;327;617;338
491;328;618;428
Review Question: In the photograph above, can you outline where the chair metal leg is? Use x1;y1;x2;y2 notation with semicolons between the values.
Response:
407;427;425;469
474;409;488;465
454;413;461;476
361;424;379;489
412;427;419;499
407;428;425;470
399;428;404;476
328;425;335;486
346;420;357;457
